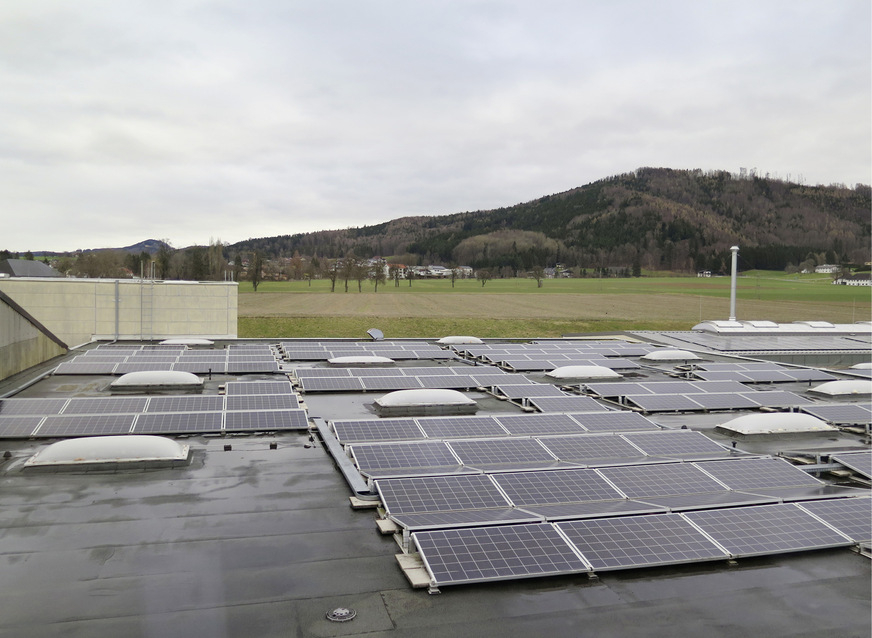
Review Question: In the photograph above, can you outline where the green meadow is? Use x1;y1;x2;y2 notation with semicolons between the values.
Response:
237;271;871;338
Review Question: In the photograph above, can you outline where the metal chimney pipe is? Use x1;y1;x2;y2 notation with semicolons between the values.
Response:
729;245;739;321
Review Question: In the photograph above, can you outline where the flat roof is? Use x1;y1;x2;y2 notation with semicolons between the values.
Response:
0;336;868;637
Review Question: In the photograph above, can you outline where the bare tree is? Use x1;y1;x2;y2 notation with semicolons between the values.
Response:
326;259;340;292
250;251;264;291
370;258;387;292
476;269;492;287
531;265;545;288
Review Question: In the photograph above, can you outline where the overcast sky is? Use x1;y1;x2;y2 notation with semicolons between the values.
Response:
2;1;870;253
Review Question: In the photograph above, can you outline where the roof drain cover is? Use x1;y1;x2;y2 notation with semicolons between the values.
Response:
326;607;356;623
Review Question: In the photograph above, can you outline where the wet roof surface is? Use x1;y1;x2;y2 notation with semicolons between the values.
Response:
0;336;869;637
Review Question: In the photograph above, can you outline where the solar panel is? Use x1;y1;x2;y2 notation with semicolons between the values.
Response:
224;409;309;431
528;396;607;413
569;412;661;433
53;362;117;375
225;394;300;411
0;416;43;438
491;468;624;505
360;376;424;391
684;503;854;557
695;458;823;490
417;416;506;439
292;368;352;378
624;394;704;412
391;508;542;531
558;514;729;570
225;361;281;373
416;375;479;389
621;431;729;457
223;380;294;395
413;524;590;586
469;373;533;387
298;377;365;392
61;397;149;415
831;451;872;479
494;413;585;435
376;474;511;514
145;396;226;412
172;362;226;373
331;418;424;443
493;384;568;399
745;391;813;407
133;412;223;434
689;393;759;410
798;497;872;543
583;382;647;398
520;500;667;521
351;441;460;474
800;404;872;425
0;398;68;416
598;463;728;498
633;491;780;511
447;438;557;467
537;435;649;464
35;414;136;437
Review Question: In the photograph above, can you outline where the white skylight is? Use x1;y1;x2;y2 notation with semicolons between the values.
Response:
24;436;191;468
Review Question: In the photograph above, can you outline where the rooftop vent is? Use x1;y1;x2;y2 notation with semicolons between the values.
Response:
436;336;484;345
374;389;478;417
640;349;701;362
546;365;621;380
158;338;214;346
328;355;395;366
808;380;872;397
716;413;836;436
110;370;204;392
24;435;191;471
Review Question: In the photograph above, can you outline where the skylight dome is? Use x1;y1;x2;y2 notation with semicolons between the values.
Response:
640;349;701;362
328;355;394;366
110;370;203;392
808;380;872;397
716;413;836;436
374;389;477;416
849;363;872;370
159;338;214;346
24;435;191;470
436;336;484;345
546;365;621;380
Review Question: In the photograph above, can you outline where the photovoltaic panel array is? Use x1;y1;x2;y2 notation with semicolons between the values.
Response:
528;396;609;413
281;341;455;361
800;404;872;425
292;365;529;393
0;398;68;416
331;412;661;443
798;497;872;542
831;451;872;479
623;391;811;412
377;474;511;515
683;503;854;557
413;524;591;586
134;412;223;434
54;344;283;375
557;514;729;570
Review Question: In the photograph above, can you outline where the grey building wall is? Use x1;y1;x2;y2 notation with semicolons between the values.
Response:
0;291;67;381
0;278;237;348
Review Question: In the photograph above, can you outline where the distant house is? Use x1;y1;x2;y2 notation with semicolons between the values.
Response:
0;259;62;278
697;270;712;278
833;273;871;286
814;264;840;274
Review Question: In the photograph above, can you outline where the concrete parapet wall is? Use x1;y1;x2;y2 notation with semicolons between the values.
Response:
0;278;237;348
0;294;67;380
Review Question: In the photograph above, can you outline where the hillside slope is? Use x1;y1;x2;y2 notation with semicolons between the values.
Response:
230;168;871;272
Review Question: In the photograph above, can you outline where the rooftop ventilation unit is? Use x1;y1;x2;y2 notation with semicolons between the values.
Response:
546;365;621;380
373;389;478;417
436;336;484;345
640;349;701;362
110;370;204;392
808;380;872;397
716;413;836;436
24;435;192;471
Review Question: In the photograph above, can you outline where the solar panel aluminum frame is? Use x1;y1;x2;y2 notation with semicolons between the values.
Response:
388;508;544;532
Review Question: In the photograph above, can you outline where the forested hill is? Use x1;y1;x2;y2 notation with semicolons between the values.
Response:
230;168;872;273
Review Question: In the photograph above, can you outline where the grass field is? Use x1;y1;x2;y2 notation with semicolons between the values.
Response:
237;272;871;338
